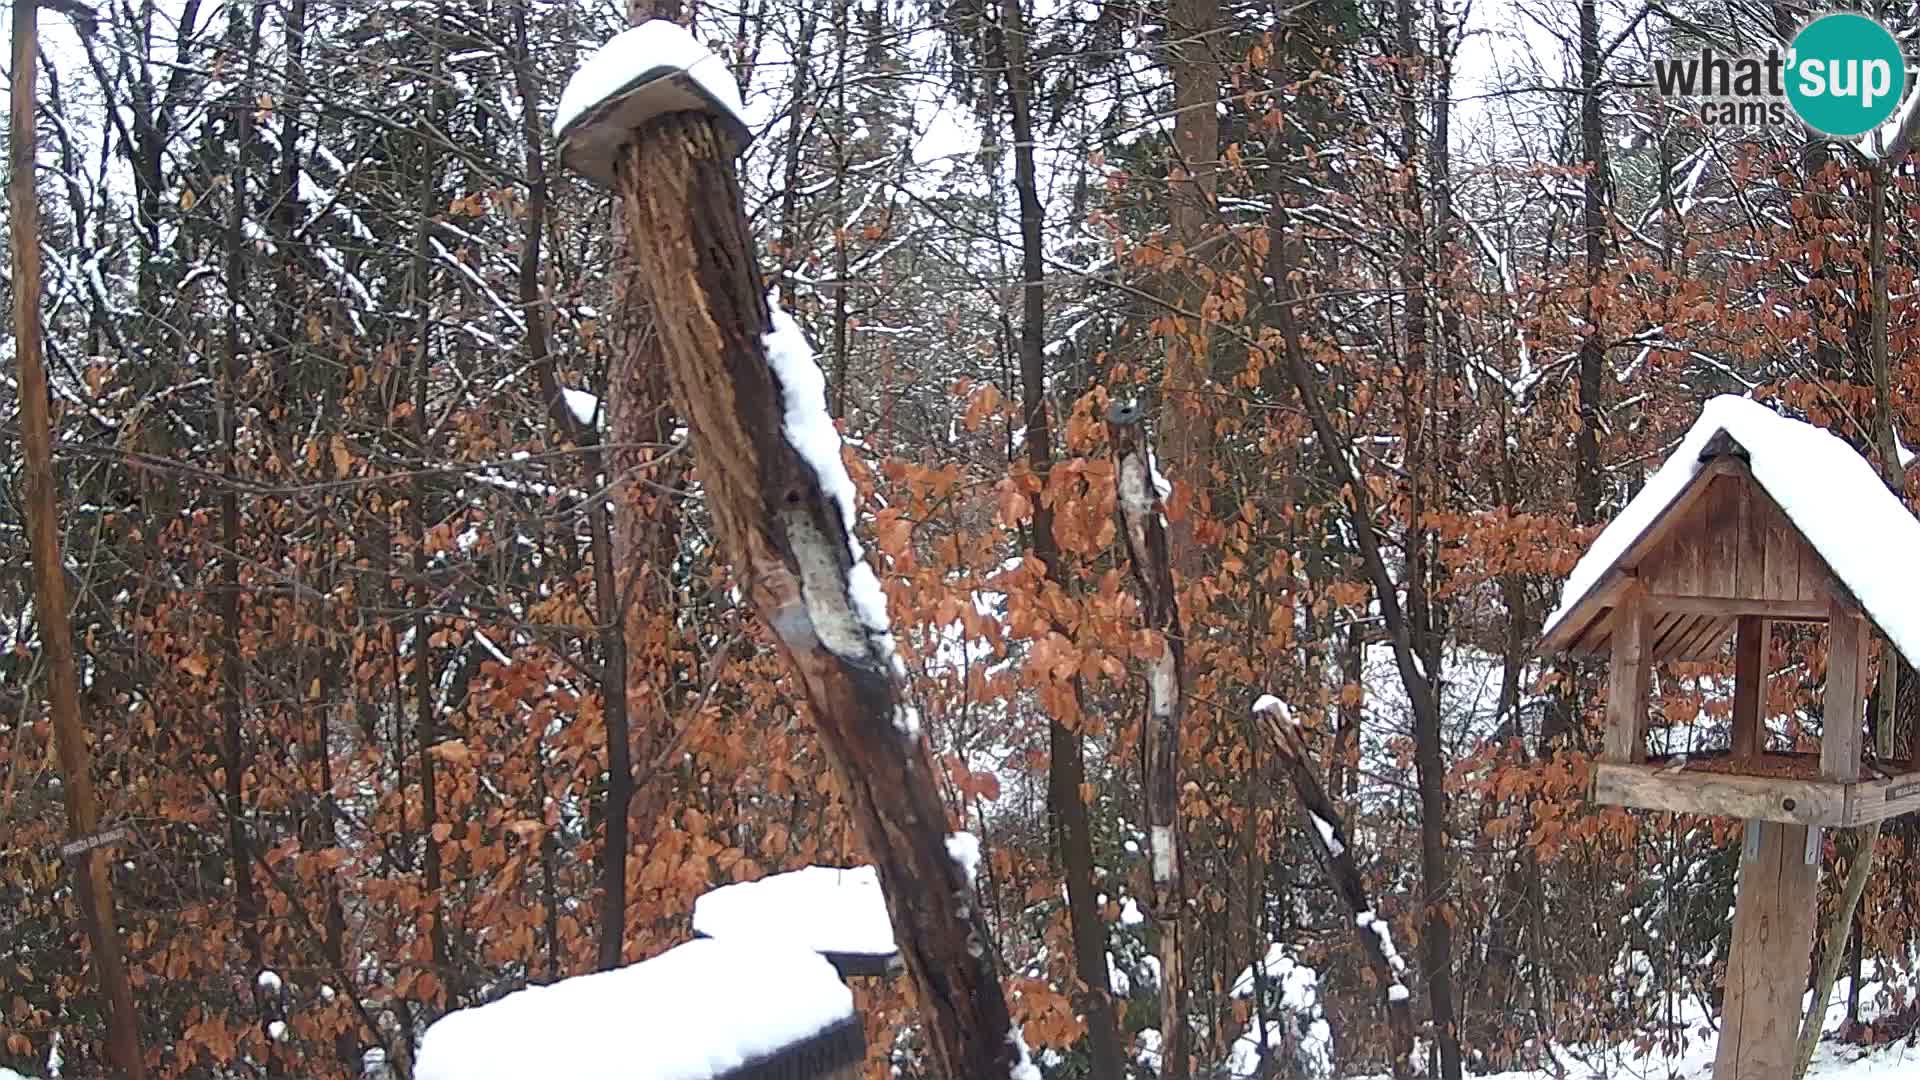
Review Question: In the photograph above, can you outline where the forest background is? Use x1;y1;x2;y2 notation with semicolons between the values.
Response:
4;0;1920;1076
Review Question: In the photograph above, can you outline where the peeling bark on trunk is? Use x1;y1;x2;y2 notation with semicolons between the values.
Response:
1107;407;1189;1078
1254;702;1415;1077
606;114;1024;1079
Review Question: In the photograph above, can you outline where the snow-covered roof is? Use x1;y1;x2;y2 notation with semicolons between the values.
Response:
413;938;857;1080
692;865;898;974
555;20;752;187
1541;395;1920;668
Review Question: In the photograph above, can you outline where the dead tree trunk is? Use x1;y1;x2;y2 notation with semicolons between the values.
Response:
10;1;149;1074
604;113;1027;1079
1106;404;1189;1077
1253;698;1415;1077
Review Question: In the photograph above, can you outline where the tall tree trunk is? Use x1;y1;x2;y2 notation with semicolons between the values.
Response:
1794;159;1903;1079
776;2;818;306
1574;0;1607;526
220;4;272;1055
11;2;149;1073
595;0;692;967
516;0;643;975
1391;0;1460;1071
407;74;453;1001
829;0;853;418
1530;0;1615;841
1266;162;1459;1080
1001;1;1125;1072
269;6;347;1038
1151;5;1218;1072
1161;0;1219;585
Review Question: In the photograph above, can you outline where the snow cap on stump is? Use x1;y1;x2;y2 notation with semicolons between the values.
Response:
555;19;752;188
693;865;901;978
413;937;860;1080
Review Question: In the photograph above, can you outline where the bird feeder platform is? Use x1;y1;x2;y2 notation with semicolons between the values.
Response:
1594;751;1920;827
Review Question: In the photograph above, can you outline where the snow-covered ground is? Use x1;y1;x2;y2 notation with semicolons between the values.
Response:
1443;1038;1920;1080
1355;973;1918;1080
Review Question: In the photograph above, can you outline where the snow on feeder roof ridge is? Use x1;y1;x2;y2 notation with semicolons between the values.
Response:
693;864;899;976
1540;394;1920;669
412;937;857;1080
555;20;751;188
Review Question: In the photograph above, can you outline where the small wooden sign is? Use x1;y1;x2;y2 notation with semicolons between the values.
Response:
1887;780;1920;803
59;824;131;861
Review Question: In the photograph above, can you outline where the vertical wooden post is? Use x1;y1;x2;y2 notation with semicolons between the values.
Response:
1714;820;1820;1079
1731;616;1769;761
1823;601;1869;783
1716;601;1864;1078
1604;579;1650;764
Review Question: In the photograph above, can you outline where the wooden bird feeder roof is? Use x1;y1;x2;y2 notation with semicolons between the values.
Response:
1539;398;1920;831
1539;396;1920;669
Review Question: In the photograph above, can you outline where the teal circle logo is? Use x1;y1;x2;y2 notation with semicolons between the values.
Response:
1787;13;1907;137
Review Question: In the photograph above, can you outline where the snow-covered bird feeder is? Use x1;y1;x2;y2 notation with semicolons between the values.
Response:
693;865;901;978
412;938;865;1080
554;20;752;189
1540;395;1920;819
1538;394;1920;1078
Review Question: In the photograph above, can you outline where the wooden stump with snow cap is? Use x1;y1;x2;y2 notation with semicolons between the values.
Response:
554;21;1035;1080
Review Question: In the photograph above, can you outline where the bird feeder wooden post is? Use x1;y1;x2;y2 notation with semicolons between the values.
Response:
1540;398;1920;1079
